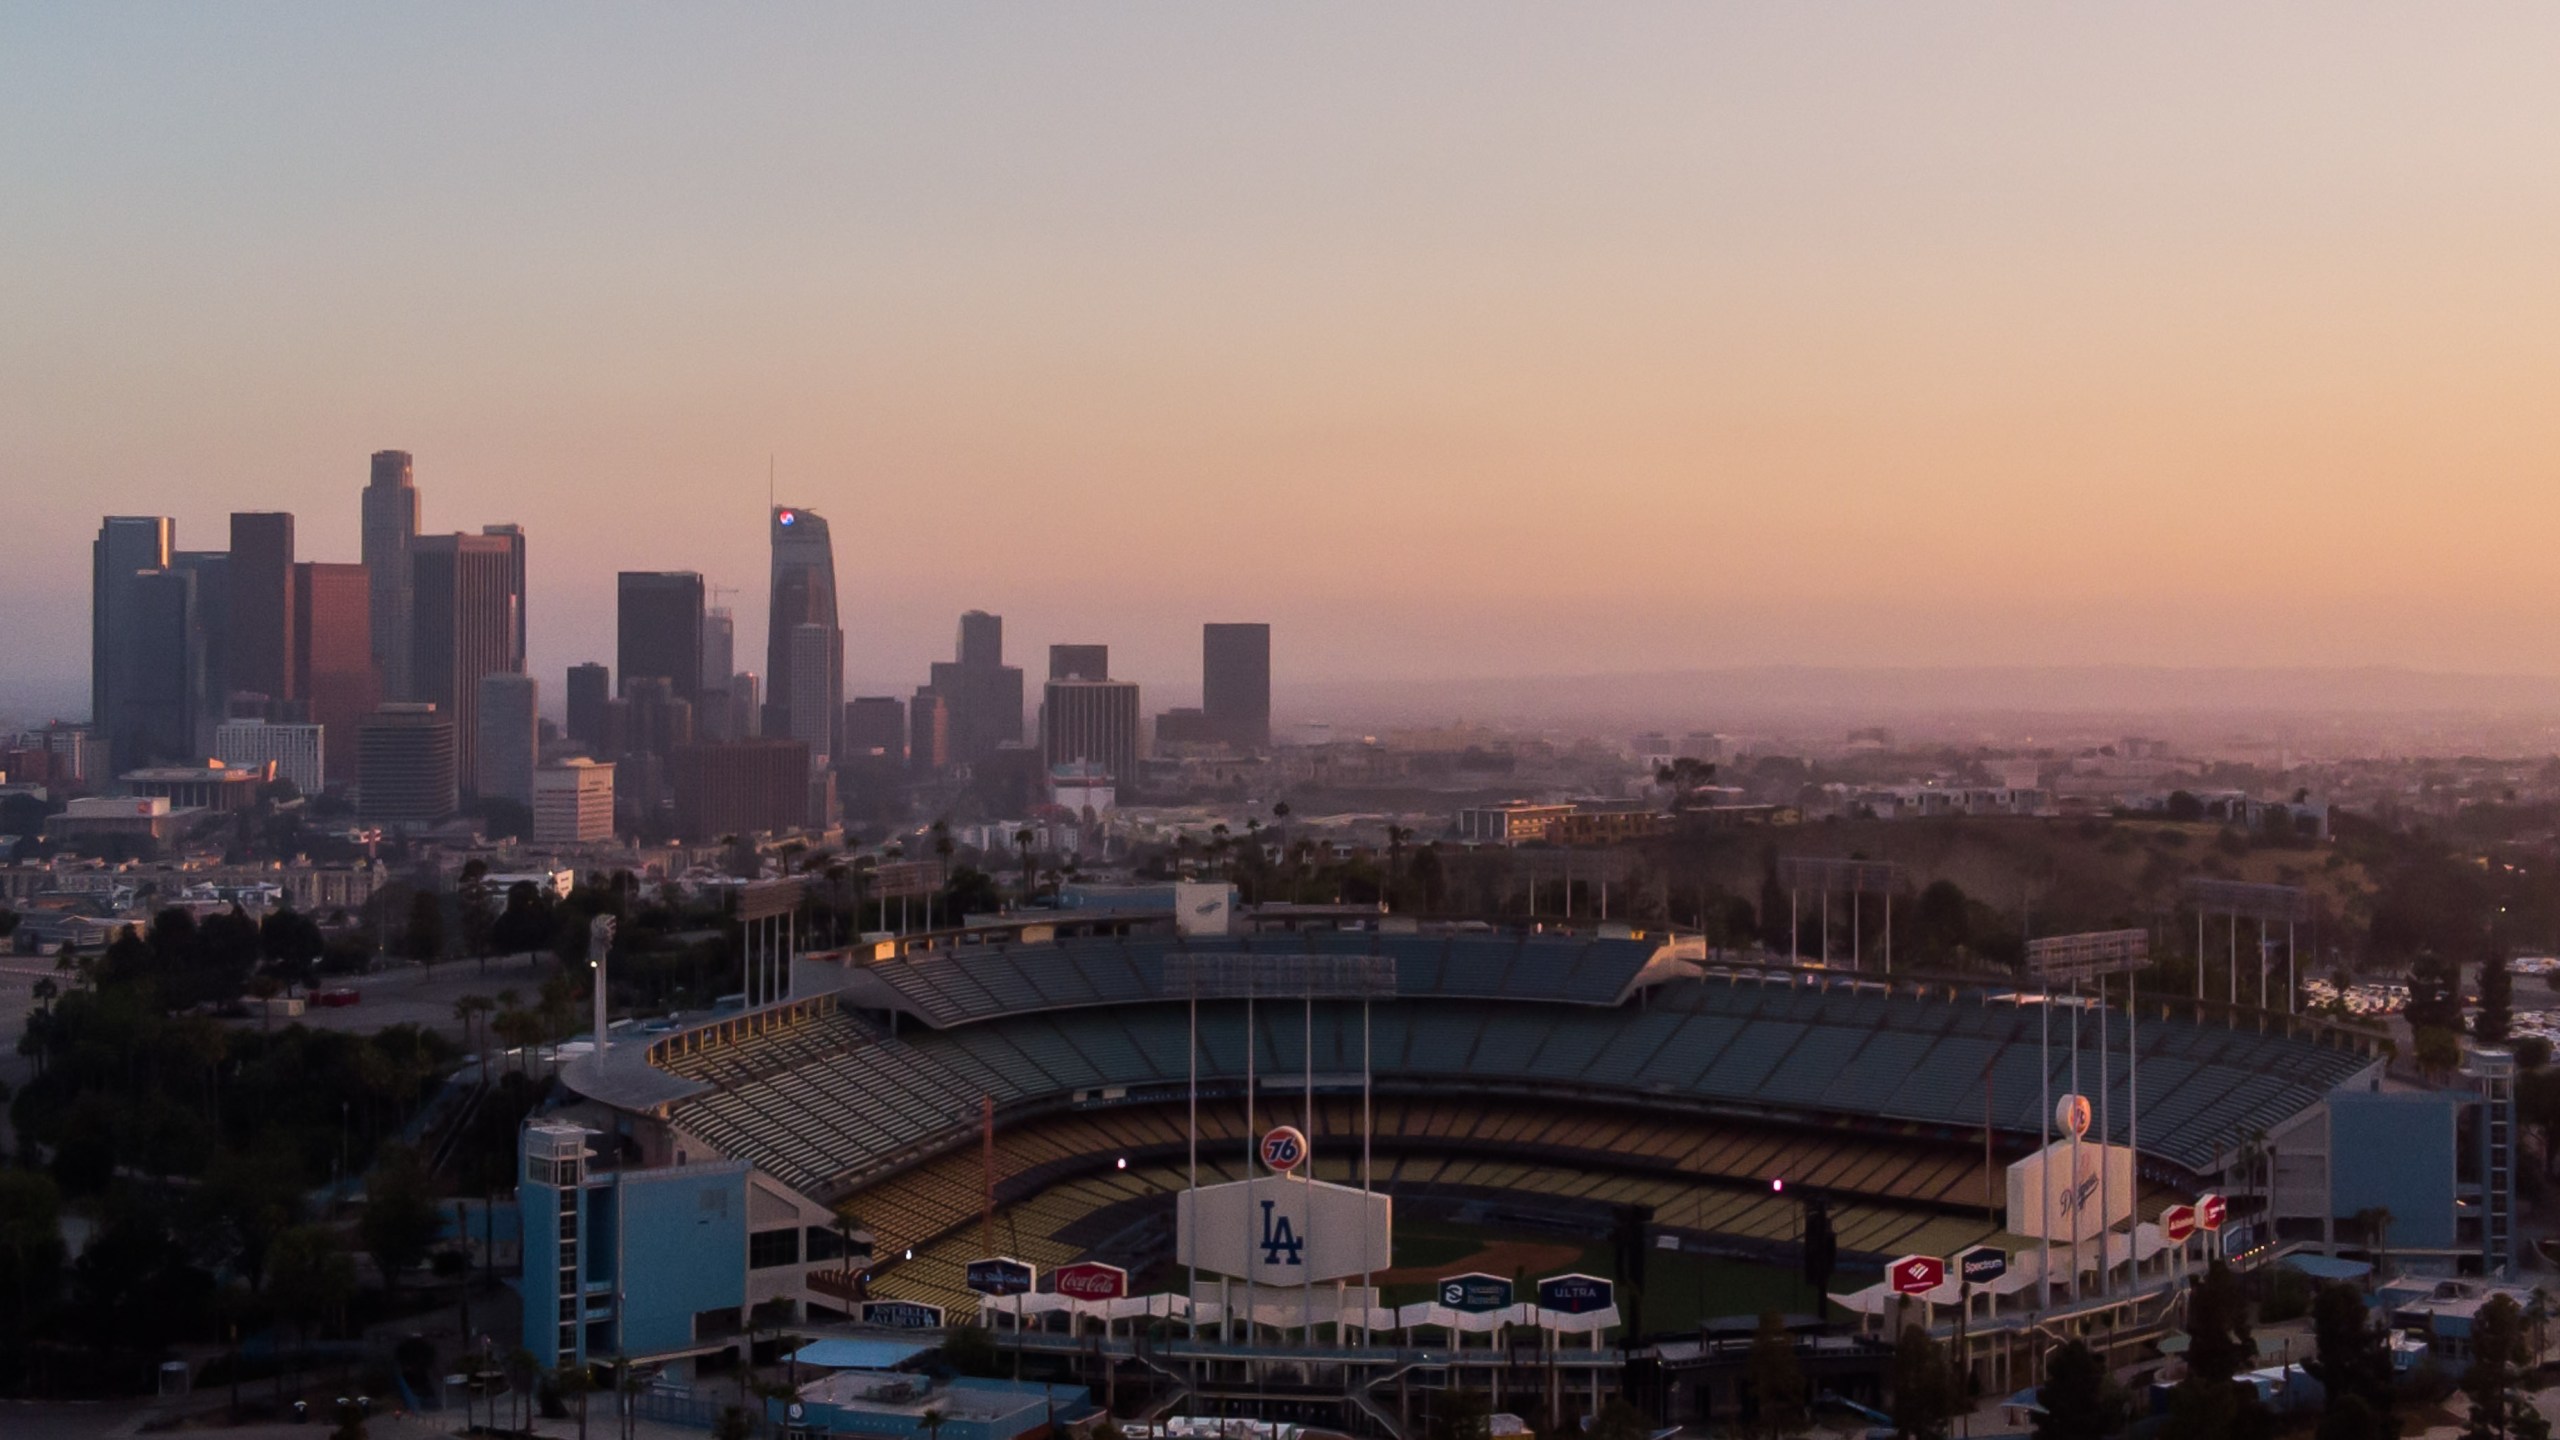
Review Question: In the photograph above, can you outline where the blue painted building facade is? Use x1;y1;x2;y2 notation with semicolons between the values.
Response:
521;1120;752;1368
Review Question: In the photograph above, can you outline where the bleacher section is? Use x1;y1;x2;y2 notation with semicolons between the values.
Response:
839;1094;2112;1277
845;932;1661;1029
861;1143;2011;1319
662;1009;988;1195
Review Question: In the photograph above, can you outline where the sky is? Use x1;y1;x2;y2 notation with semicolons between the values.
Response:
7;5;2560;720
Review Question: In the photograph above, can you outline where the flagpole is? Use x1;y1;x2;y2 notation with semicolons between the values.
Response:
1245;984;1257;1349
1187;965;1199;1347
2099;972;2111;1299
2069;975;2082;1306
1362;982;1374;1346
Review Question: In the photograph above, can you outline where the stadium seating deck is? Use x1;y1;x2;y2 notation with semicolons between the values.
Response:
657;972;2371;1208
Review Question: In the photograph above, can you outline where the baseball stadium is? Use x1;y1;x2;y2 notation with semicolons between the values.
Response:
541;913;2426;1435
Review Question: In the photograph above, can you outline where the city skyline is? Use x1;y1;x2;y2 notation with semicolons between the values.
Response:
13;8;2560;711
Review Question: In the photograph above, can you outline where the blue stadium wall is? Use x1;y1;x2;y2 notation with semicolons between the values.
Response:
2329;1091;2462;1252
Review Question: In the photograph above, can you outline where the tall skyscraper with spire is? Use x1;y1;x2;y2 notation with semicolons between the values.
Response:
763;506;841;763
362;450;420;700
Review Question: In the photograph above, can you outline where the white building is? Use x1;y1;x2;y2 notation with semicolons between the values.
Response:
534;758;615;845
214;719;326;795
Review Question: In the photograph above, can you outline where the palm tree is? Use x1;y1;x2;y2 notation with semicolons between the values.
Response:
1015;828;1037;907
2355;1206;2394;1283
1384;825;1413;909
920;1406;949;1440
454;994;495;1061
931;821;956;931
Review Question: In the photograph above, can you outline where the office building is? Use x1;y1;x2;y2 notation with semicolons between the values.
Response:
533;758;616;845
928;610;1023;765
356;703;458;825
294;561;375;786
958;609;1003;669
1203;622;1271;750
41;725;97;789
411;531;524;791
477;672;539;807
214;719;325;795
1154;707;1216;747
1049;644;1109;681
618;571;707;705
702;607;735;693
719;671;760;744
843;696;905;761
696;610;743;740
361;450;419;699
482;524;528;671
566;663;611;751
763;506;841;755
908;688;948;773
783;623;836;767
171;549;229;748
1041;677;1142;790
671;739;811;840
91;516;176;767
227;512;297;707
621;677;694;761
118;568;202;769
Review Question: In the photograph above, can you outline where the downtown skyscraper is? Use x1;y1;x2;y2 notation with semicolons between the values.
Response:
362;450;419;700
411;529;526;792
87;512;174;763
617;571;707;706
763;506;841;766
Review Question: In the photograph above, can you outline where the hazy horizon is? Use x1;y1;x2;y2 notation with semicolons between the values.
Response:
11;6;2560;713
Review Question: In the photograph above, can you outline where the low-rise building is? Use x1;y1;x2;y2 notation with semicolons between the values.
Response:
123;761;270;813
534;758;616;845
1453;802;1575;845
46;795;190;854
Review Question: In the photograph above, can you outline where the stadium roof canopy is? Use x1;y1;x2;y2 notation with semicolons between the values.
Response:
829;931;1668;1027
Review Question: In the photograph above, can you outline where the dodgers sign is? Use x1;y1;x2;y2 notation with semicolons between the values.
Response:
1438;1273;1514;1314
1177;1175;1392;1284
2004;1138;2135;1240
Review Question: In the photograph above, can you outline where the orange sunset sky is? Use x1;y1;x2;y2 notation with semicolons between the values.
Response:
6;6;2560;711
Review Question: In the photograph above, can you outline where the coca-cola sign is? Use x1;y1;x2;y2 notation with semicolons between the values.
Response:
1054;1261;1129;1301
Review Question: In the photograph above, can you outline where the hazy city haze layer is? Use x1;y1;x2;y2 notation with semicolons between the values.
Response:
8;6;2560;708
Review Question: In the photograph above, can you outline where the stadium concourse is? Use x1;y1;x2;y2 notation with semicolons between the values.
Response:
555;925;2385;1433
